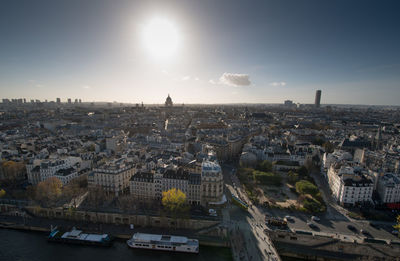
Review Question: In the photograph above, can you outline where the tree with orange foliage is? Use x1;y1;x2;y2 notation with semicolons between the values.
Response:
35;177;62;206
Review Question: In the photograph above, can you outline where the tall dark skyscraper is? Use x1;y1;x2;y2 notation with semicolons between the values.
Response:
315;90;321;108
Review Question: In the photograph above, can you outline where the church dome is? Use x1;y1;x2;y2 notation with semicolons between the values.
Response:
165;94;173;107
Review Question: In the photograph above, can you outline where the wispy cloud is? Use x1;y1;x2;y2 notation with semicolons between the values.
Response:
161;70;200;82
82;85;91;89
210;72;251;87
269;81;287;87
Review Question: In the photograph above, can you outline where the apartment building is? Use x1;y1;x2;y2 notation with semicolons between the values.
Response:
129;161;222;206
90;158;135;196
377;173;400;204
201;161;224;204
327;164;373;206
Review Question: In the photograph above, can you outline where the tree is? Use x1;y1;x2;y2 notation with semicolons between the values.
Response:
394;215;400;237
255;160;273;172
295;180;319;196
253;170;282;186
162;188;188;219
287;171;299;184
35;177;63;206
323;141;334;153
87;185;107;210
298;166;309;177
0;161;26;184
312;137;325;146
303;198;325;213
0;189;6;198
237;168;254;185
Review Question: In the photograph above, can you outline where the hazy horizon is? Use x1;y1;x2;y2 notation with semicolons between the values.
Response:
1;0;400;105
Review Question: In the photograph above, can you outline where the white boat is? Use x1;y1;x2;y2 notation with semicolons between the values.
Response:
127;233;199;253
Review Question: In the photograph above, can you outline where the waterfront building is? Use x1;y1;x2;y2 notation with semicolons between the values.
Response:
54;167;78;185
201;161;224;204
129;161;222;206
26;158;79;185
90;158;135;196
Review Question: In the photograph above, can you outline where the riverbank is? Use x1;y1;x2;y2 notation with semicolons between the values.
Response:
0;216;230;247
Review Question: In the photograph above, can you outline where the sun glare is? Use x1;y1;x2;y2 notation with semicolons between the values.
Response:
141;17;180;61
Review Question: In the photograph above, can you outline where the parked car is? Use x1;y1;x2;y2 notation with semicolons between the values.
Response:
369;222;378;228
307;222;318;229
311;216;320;222
284;215;294;222
361;229;371;237
208;209;217;217
347;224;357;232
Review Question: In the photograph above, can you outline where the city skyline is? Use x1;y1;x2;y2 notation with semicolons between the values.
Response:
1;0;400;105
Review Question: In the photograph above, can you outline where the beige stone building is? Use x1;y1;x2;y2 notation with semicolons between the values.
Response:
200;161;224;204
129;161;223;206
89;159;135;196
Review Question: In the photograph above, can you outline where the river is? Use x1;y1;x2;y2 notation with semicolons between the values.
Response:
0;229;233;261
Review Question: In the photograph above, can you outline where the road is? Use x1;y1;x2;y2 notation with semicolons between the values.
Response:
222;164;281;261
263;207;399;241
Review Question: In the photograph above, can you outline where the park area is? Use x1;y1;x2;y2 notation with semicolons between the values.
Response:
237;160;326;213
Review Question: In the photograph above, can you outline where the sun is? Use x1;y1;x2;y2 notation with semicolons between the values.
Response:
141;17;180;61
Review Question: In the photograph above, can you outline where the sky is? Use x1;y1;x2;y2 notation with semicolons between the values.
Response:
0;0;399;105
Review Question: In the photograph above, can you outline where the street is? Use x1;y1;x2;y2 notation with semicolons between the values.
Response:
222;164;281;261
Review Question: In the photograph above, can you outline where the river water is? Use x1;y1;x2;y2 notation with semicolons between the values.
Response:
0;229;233;261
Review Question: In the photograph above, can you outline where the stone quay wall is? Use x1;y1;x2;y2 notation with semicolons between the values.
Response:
0;204;219;230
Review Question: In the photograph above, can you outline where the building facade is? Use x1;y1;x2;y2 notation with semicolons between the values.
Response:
327;165;373;206
129;161;223;206
377;173;400;204
89;159;135;196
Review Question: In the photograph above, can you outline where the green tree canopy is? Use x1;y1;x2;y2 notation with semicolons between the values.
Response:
298;166;309;177
253;170;282;186
295;180;319;196
287;171;299;184
255;160;273;172
303;197;325;213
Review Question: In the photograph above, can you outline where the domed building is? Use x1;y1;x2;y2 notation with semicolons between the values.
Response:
165;94;173;107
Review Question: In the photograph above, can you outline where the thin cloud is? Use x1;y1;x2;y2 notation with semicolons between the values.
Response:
181;75;191;81
269;81;287;87
82;85;91;89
